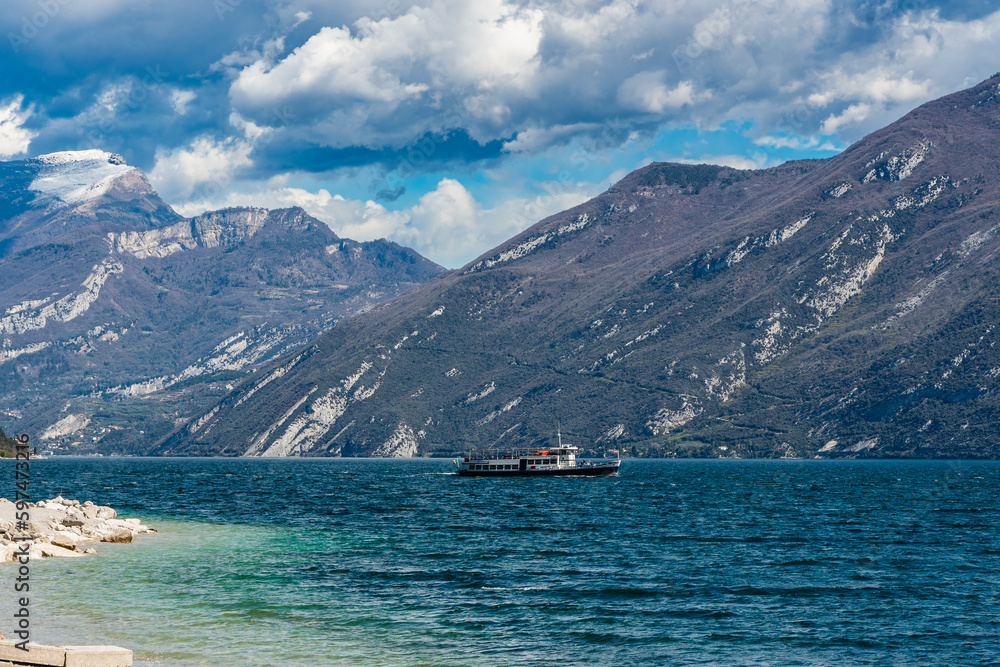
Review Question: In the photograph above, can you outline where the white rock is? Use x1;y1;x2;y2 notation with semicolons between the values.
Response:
37;542;83;558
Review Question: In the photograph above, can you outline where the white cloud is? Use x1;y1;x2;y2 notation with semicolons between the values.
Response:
551;0;640;47
808;70;930;107
502;123;603;154
170;89;196;115
231;25;429;107
0;95;35;158
212;1;1000;161
617;74;704;114
228;112;268;143
807;68;932;134
229;0;545;148
94;83;131;114
774;9;1000;138
230;0;546;106
754;135;823;150
406;178;481;261
148;136;254;202
435;1;543;90
146;109;279;203
820;103;873;135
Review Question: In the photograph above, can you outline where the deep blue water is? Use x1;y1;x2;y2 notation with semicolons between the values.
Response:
2;458;1000;665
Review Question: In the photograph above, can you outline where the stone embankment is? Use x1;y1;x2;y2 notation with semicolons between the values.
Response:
0;496;154;562
0;639;132;666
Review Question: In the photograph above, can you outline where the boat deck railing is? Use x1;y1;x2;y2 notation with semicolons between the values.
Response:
466;447;576;459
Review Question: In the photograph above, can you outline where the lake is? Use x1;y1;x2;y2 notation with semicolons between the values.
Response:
1;458;998;665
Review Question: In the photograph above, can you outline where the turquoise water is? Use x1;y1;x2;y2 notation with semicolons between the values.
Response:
2;458;999;665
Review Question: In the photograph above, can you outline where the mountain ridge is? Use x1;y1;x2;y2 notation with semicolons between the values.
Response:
0;150;443;451
163;73;1000;459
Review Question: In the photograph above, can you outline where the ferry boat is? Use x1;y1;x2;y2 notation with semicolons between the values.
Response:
455;430;621;477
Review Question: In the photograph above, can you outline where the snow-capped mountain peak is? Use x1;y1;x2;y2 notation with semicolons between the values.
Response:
30;149;137;205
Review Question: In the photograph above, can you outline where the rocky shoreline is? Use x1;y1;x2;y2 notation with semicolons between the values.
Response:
0;496;155;562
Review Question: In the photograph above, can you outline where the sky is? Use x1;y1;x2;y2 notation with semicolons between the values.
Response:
1;0;999;268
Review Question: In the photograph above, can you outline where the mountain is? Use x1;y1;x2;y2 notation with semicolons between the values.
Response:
0;150;443;452
161;74;1000;460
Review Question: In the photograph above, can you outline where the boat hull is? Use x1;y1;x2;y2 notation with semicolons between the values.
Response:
457;463;620;477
